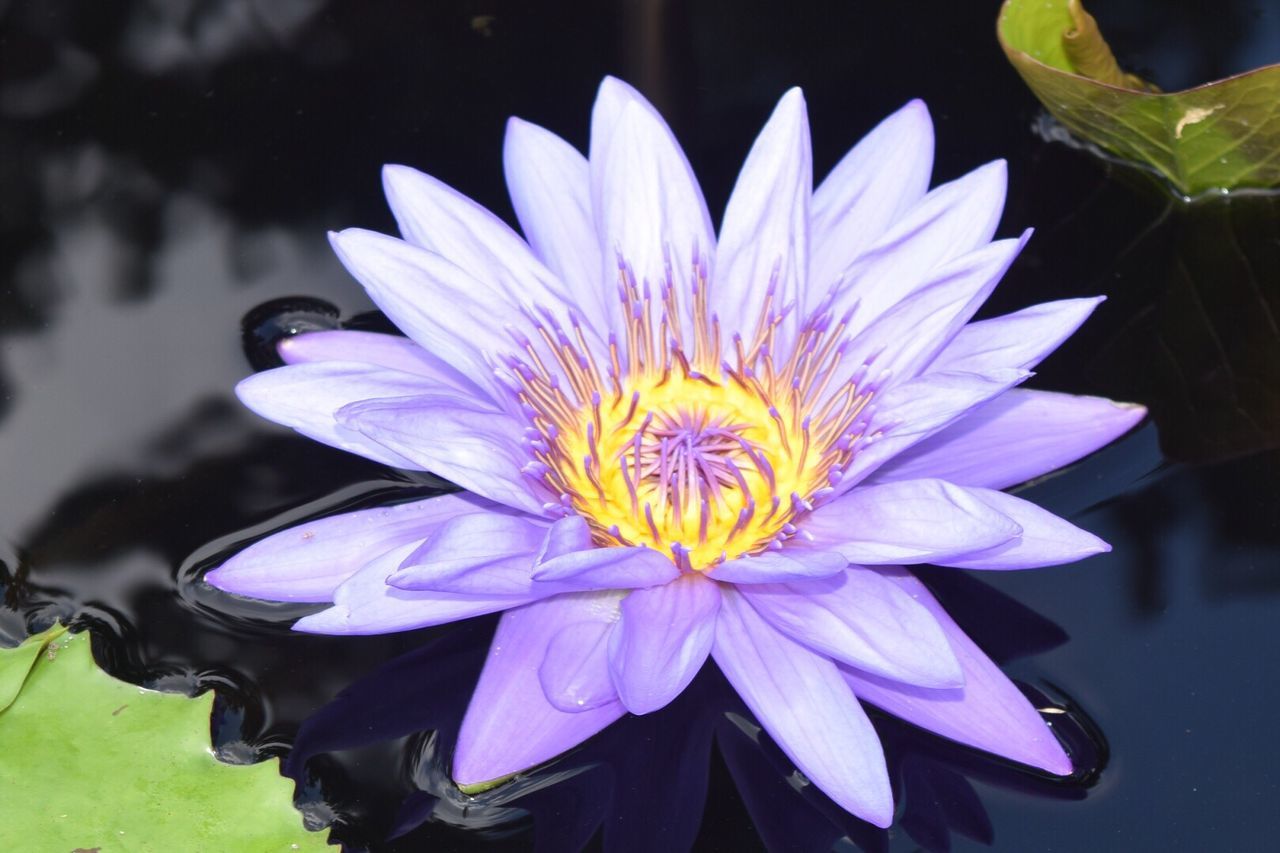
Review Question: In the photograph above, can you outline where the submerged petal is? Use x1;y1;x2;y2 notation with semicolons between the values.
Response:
742;568;963;688
453;591;626;787
842;568;1072;775
607;573;721;714
869;388;1148;491
803;478;1021;564
713;587;894;827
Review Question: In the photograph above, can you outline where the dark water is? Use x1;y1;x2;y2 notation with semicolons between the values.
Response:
2;1;1278;850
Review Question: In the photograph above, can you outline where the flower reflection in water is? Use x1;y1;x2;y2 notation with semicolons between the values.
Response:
284;568;1106;852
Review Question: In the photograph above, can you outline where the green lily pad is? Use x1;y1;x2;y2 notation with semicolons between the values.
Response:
998;0;1280;196
0;625;330;852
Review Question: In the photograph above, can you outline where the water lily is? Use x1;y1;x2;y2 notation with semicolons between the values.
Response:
206;77;1143;827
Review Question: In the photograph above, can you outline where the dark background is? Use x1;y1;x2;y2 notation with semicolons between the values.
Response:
2;1;1278;850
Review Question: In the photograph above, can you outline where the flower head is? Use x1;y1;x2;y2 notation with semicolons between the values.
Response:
207;77;1144;827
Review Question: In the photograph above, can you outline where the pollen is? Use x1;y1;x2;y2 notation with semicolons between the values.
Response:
510;251;880;570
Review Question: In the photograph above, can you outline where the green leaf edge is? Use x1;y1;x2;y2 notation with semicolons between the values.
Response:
998;0;1280;195
0;625;332;851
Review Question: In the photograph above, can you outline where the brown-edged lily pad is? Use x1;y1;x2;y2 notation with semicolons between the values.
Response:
999;0;1280;196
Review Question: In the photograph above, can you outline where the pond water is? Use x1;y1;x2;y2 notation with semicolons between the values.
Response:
2;1;1278;850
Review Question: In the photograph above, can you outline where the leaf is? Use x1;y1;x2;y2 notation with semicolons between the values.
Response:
998;0;1280;196
0;625;330;851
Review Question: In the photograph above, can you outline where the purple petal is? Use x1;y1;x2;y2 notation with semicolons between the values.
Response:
831;160;1008;340
539;617;620;712
503;118;608;330
836;233;1030;386
842;568;1072;775
292;540;535;635
712;587;893;827
707;548;848;584
337;393;546;516
381;164;593;340
607;574;721;714
536;513;593;561
531;545;679;590
591;78;716;329
868;388;1147;491
929;297;1104;374
235;362;453;469
453;591;627;788
278;329;482;395
803;478;1021;564
385;511;550;594
834;367;1029;493
936;488;1110;570
328;228;526;403
205;492;499;603
741;568;963;688
715;88;811;351
809;99;934;300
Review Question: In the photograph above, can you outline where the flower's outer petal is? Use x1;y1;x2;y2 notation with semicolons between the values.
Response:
834;368;1029;494
936;488;1109;570
453;591;627;788
707;548;848;584
292;540;535;635
382;164;599;341
531;545;680;590
929;297;1104;374
842;568;1072;776
715;88;811;349
503;118;608;330
539;619;620;712
742;568;963;688
712;587;894;828
836;233;1030;386
329;228;523;403
832;160;1008;338
385;511;550;595
869;389;1147;490
803;478;1021;564
591;79;716;331
235;362;465;469
809;99;934;300
205;493;498;603
337;394;547;516
536;513;594;561
278;329;483;396
608;573;721;714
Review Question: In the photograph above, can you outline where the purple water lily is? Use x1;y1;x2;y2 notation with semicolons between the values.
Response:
206;77;1143;827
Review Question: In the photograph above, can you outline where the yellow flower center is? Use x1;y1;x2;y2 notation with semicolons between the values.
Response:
512;257;874;570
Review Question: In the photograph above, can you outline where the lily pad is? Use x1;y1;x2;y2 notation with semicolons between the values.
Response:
0;625;330;851
998;0;1280;196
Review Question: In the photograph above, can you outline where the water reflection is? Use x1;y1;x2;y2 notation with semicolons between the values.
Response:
282;568;1104;852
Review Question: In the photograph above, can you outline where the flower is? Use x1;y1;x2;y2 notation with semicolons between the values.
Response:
206;77;1144;827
